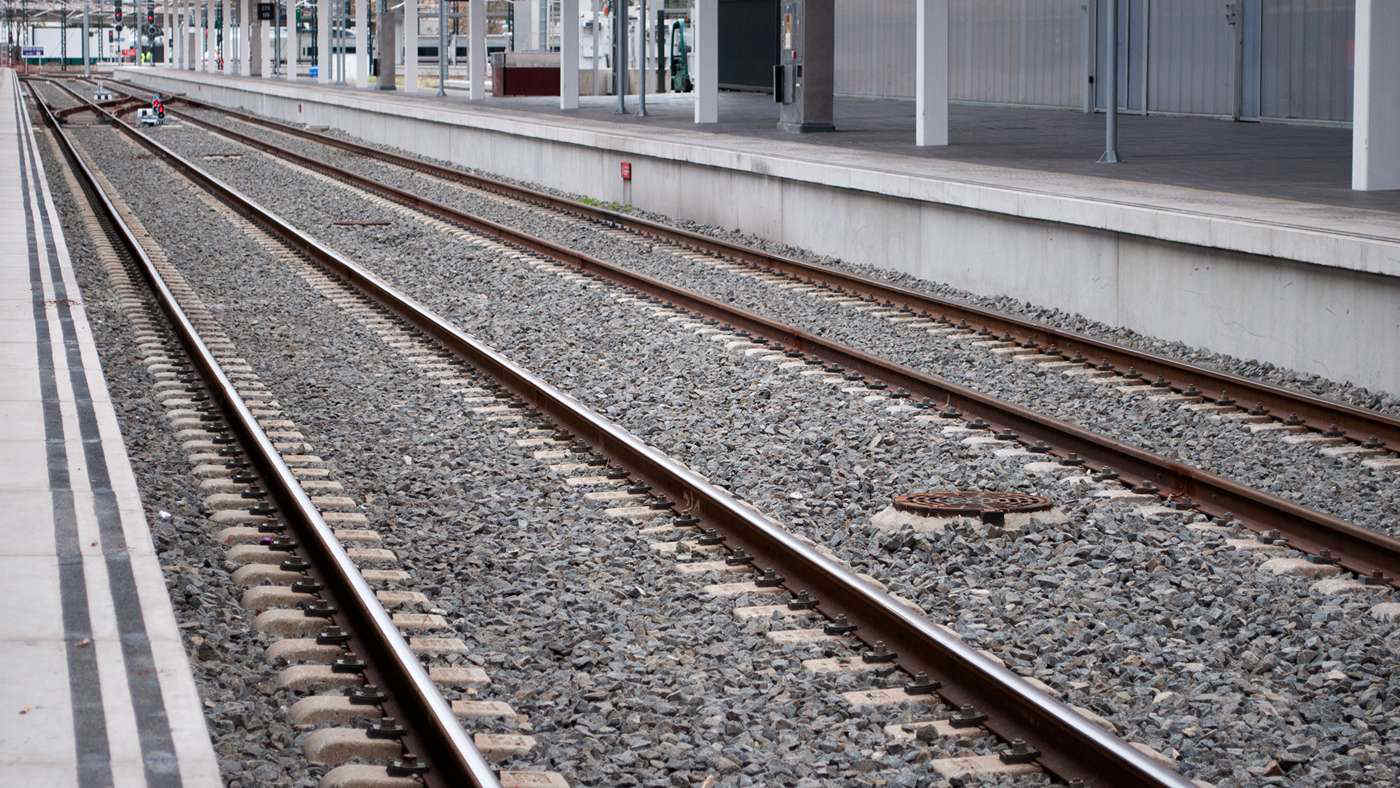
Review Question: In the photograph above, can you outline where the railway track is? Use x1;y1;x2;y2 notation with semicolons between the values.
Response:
31;79;506;788
95;76;1400;455
78;76;1400;586
27;78;1200;786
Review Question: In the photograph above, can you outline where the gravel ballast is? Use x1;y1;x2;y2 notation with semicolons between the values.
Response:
159;108;1397;539
29;94;312;786
55;117;1076;787
174;101;1400;419
60;109;1400;785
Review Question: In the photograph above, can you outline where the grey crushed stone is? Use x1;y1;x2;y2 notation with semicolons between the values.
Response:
29;90;313;786
108;114;1400;785
175;106;1399;539
65;118;1052;786
244;104;1400;419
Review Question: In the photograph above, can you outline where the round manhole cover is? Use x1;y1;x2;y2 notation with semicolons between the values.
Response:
893;490;1053;516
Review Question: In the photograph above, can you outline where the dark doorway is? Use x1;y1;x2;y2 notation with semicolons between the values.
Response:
719;0;776;91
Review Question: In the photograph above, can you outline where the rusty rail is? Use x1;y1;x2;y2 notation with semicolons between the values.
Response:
96;74;1400;457
43;76;1198;787
28;77;501;788
78;77;1400;588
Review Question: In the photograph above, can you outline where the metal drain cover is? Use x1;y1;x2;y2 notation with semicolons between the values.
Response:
893;490;1053;516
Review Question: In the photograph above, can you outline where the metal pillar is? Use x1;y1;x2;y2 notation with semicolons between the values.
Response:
82;0;90;76
336;0;345;83
190;1;197;69
402;0;416;90
1098;0;1120;163
222;0;231;68
315;0;328;80
205;0;213;70
468;0;483;99
635;0;645;114
590;0;598;95
692;0;715;122
287;0;298;78
613;0;625;112
914;0;948;146
239;0;249;73
435;0;445;93
354;0;367;86
560;0;577;108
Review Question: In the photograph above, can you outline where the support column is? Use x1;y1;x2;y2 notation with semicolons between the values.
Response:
512;0;531;50
239;0;249;73
402;0;417;91
560;0;577;108
317;0;330;81
469;0;484;99
164;9;171;63
222;0;231;69
914;0;948;146
376;1;396;88
1098;0;1120;163
287;0;299;79
354;0;367;87
693;0;716;123
1353;0;1400;191
205;0;214;70
259;17;272;75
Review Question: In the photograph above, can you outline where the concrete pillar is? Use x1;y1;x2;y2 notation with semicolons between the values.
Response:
376;4;396;88
915;0;948;146
402;0;417;91
287;1;299;79
1353;0;1400;191
317;0;330;81
176;9;183;66
222;0;231;68
354;0;368;87
530;0;544;49
469;0;485;99
693;0;716;123
560;0;577;108
513;0;531;50
205;0;214;70
260;19;272;75
239;0;250;74
164;9;171;63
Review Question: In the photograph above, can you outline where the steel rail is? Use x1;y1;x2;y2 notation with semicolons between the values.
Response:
87;79;1400;588
25;80;502;788
97;75;1400;455
45;80;1195;788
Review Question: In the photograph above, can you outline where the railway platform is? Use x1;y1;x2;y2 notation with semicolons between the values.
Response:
1;68;221;785
110;66;1400;396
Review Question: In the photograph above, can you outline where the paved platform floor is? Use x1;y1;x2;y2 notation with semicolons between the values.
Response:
467;90;1399;213
1;68;220;785
118;68;1400;252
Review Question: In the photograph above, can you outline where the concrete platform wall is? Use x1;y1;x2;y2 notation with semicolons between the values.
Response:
121;70;1400;394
